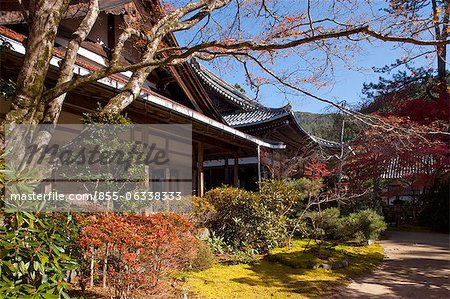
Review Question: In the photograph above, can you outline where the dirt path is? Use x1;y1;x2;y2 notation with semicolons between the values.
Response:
330;231;450;298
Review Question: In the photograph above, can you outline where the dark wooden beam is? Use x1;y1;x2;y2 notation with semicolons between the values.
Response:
234;153;239;187
197;142;204;197
107;14;116;49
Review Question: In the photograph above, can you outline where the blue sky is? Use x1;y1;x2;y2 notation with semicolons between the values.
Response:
175;1;437;114
198;42;431;114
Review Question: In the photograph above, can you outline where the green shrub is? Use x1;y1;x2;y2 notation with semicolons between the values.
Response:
259;178;319;218
337;210;387;245
259;179;305;215
0;212;79;298
230;247;259;265
304;208;386;245
203;187;287;252
0;153;79;298
198;180;327;253
190;240;217;271
202;231;228;254
191;196;216;227
304;208;341;240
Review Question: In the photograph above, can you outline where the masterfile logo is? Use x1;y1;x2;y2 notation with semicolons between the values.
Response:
5;124;192;213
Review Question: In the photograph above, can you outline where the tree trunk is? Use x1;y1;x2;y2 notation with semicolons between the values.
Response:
432;0;448;85
373;176;380;210
5;0;70;125
44;0;100;124
437;44;446;81
14;0;100;164
0;0;70;151
100;66;156;115
102;243;108;289
90;246;95;288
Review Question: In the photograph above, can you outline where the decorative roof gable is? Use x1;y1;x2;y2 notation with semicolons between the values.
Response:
190;59;262;111
191;59;341;150
223;106;290;127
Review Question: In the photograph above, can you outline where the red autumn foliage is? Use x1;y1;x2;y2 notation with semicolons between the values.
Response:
76;212;198;298
392;96;449;125
304;158;331;180
345;92;449;191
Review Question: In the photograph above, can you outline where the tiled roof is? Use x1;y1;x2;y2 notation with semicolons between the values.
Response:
191;60;341;149
311;136;341;148
223;107;289;127
190;60;262;111
0;0;131;24
381;156;435;179
224;106;341;148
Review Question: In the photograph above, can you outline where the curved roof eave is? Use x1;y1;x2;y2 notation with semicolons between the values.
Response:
191;59;341;150
190;59;263;111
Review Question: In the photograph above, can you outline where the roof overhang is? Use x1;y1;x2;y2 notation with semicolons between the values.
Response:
0;31;286;150
0;0;132;25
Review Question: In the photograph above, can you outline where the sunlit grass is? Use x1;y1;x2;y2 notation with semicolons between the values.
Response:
182;240;383;299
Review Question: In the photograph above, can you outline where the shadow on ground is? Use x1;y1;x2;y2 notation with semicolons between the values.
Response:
329;231;450;299
228;247;383;297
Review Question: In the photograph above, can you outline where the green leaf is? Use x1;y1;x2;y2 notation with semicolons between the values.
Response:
22;212;36;221
42;293;58;299
50;245;64;254
61;291;70;299
37;283;50;291
39;254;49;265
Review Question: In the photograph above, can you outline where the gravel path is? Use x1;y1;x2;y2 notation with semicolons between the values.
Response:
330;231;450;298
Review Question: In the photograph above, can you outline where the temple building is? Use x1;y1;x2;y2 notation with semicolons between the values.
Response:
190;60;338;189
0;0;338;196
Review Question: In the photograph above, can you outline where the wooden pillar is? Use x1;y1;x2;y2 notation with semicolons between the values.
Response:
233;153;239;187
257;145;261;184
197;142;204;197
192;146;195;195
224;158;229;184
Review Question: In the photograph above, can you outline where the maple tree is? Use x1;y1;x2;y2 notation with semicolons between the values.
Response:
343;76;449;209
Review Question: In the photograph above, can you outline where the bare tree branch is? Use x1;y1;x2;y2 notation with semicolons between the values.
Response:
42;21;449;105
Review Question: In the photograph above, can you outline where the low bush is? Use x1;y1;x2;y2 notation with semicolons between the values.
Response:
337;210;387;245
0;154;79;298
305;208;386;245
77;212;198;298
190;240;217;271
230;248;259;265
201;231;228;254
197;179;324;253
0;212;79;299
191;196;216;227
259;178;322;218
202;187;287;252
259;179;306;215
304;208;340;239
